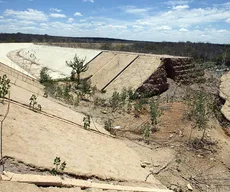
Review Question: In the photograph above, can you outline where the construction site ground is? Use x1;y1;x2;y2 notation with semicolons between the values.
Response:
0;44;230;192
0;66;172;191
1;70;230;192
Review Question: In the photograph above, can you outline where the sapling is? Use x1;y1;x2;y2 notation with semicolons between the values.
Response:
0;74;10;102
29;94;42;111
149;98;162;128
29;94;37;109
50;157;67;176
109;91;121;112
83;115;91;129
104;119;112;132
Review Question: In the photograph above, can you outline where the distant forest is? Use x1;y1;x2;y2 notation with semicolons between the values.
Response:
0;32;229;66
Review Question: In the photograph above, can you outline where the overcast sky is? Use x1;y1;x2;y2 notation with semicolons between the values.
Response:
0;0;229;43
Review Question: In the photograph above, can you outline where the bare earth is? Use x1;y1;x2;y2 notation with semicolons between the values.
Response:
220;71;230;121
0;83;165;188
0;43;33;77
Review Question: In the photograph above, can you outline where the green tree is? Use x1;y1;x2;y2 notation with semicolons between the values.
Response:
149;99;162;127
66;54;88;84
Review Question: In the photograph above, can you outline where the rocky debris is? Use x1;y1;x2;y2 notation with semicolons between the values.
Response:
135;57;206;98
162;58;205;85
135;65;169;97
187;183;193;191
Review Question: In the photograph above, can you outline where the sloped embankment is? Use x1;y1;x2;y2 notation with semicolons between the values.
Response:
219;71;230;122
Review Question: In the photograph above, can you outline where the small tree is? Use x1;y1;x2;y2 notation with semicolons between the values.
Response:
184;89;213;141
66;55;88;84
149;98;162;127
142;122;152;141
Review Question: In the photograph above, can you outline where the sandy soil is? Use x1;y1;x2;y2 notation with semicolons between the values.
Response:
0;82;166;187
90;53;137;90
0;181;83;192
106;55;163;96
0;43;33;77
219;71;230;121
112;99;230;192
19;44;102;79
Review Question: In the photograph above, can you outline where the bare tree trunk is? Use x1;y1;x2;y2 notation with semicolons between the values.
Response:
189;126;194;143
77;73;80;85
201;127;206;141
0;92;10;162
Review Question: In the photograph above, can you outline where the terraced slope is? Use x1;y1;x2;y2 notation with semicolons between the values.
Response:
162;58;205;85
82;52;202;97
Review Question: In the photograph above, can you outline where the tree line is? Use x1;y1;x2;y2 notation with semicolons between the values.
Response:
0;32;229;66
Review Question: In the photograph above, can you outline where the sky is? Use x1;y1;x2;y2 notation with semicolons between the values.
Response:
0;0;229;44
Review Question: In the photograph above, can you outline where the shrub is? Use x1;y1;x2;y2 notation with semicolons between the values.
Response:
50;157;67;176
120;87;128;104
0;74;10;100
78;80;92;96
104;119;112;132
83;115;91;130
40;67;51;84
43;81;56;96
134;102;141;118
29;94;37;108
29;94;42;111
63;83;74;104
109;91;121;112
127;87;136;100
142;122;152;140
94;97;107;107
133;97;147;118
55;86;63;98
183;89;213;141
127;102;132;114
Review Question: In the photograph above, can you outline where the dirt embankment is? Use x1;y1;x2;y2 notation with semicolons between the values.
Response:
219;71;230;122
135;58;205;97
